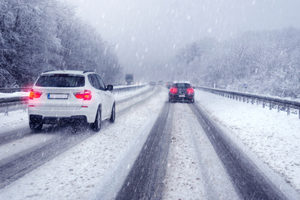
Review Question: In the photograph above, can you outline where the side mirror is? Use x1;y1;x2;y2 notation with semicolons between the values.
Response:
106;84;113;91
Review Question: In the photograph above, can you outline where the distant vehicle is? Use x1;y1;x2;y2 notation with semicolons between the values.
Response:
125;74;134;85
158;80;163;85
149;81;156;86
28;70;115;131
169;82;194;103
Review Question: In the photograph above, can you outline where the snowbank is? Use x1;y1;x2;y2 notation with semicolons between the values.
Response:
195;90;300;193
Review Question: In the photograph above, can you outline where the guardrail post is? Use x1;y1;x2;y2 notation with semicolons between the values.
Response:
5;105;8;116
299;109;300;119
269;102;272;110
287;106;290;115
262;101;265;108
277;104;280;112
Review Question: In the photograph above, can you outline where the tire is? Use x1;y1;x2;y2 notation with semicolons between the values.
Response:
29;120;43;131
91;107;101;132
109;103;115;123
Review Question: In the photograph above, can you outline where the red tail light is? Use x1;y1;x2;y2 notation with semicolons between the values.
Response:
75;90;92;100
187;87;194;95
170;87;178;94
29;89;42;99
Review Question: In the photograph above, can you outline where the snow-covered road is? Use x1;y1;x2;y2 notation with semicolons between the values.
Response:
0;87;165;200
0;86;157;189
0;86;299;200
163;104;239;200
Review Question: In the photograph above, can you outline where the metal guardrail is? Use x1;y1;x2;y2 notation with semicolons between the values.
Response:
113;84;146;92
0;88;31;93
0;84;147;115
196;86;300;119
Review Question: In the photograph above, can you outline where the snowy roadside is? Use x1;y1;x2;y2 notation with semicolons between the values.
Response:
0;89;167;200
163;104;239;200
0;92;29;99
195;90;300;193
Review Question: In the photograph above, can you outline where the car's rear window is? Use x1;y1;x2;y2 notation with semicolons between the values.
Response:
35;74;85;87
174;83;191;88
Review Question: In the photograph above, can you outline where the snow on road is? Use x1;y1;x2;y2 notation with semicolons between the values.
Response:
195;90;300;193
163;103;239;200
0;88;167;200
0;134;54;162
0;109;28;134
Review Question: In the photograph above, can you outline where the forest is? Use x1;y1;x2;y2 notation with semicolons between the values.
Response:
173;28;300;98
0;0;121;88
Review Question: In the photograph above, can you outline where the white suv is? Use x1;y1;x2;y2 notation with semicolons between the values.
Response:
28;70;115;132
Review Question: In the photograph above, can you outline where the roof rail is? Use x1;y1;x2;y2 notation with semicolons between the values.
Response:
83;70;95;73
42;70;55;73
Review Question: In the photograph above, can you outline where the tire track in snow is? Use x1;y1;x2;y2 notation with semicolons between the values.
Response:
190;103;293;200
116;102;172;200
0;86;158;189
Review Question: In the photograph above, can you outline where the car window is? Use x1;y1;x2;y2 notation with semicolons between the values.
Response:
175;83;191;88
35;74;85;87
88;74;101;89
95;74;106;90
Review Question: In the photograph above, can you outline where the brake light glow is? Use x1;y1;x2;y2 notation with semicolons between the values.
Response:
29;89;42;99
170;87;178;94
187;87;194;95
75;90;92;100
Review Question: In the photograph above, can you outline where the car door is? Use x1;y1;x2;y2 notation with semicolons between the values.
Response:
96;74;113;118
88;74;106;117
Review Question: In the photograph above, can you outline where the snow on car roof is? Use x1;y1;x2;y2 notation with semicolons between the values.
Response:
41;70;93;75
173;81;191;84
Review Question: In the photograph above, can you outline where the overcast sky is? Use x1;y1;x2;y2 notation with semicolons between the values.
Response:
63;0;300;74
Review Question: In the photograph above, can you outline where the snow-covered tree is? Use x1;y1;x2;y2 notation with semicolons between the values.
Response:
0;0;121;87
173;28;300;98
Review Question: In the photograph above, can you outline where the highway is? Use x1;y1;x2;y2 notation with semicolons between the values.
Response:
0;86;298;200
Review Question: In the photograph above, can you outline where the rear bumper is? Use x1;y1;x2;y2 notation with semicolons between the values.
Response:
30;114;87;124
169;94;194;102
28;107;96;123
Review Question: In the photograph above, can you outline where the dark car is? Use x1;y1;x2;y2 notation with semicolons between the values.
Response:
169;82;194;103
125;74;134;85
149;81;156;86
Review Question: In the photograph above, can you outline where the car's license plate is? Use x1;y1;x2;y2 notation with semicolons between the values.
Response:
179;94;185;98
48;93;68;99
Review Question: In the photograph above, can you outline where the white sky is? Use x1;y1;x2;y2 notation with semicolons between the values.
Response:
63;0;300;76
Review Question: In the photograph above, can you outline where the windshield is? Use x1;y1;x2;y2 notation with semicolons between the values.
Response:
174;83;191;88
35;74;85;87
